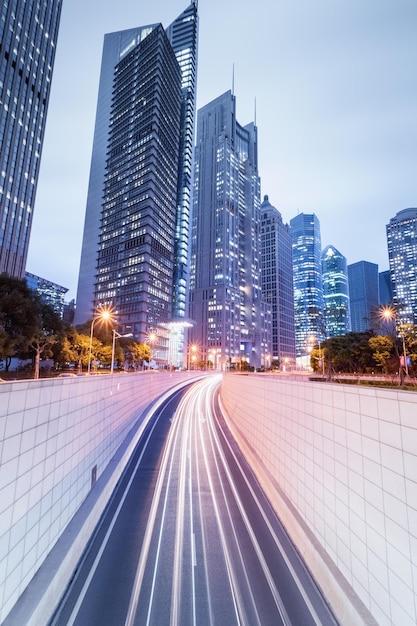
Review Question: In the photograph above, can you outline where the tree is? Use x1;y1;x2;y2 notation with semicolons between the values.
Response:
0;274;66;377
399;324;417;377
53;327;90;371
124;341;150;370
0;273;40;369
310;332;378;377
30;303;64;379
369;335;395;374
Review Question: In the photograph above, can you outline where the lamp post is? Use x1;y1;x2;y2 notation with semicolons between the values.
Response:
380;306;408;379
147;332;156;370
188;343;198;370
308;334;325;376
88;308;112;374
111;330;133;374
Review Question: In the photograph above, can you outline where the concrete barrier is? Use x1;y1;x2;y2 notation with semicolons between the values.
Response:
0;372;202;625
220;373;417;626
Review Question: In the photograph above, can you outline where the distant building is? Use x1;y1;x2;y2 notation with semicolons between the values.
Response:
189;91;269;369
63;299;75;325
322;245;350;336
290;213;324;356
25;272;68;319
379;270;393;306
260;195;296;366
386;208;417;325
0;1;63;278
74;3;198;367
348;261;379;332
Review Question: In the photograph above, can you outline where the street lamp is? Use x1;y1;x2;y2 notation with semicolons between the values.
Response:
380;306;409;378
111;330;133;374
146;332;156;370
88;307;113;374
308;334;325;376
188;343;198;370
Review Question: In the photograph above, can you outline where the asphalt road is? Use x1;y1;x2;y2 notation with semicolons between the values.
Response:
50;375;339;626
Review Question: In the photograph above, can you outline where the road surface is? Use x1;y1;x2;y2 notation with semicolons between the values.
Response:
50;375;338;626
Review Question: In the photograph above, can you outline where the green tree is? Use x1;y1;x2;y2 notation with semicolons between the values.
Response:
0;273;40;369
399;324;417;377
369;335;395;374
54;328;91;371
30;303;64;379
124;341;150;370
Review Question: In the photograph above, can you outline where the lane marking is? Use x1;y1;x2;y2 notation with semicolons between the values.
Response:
61;399;169;626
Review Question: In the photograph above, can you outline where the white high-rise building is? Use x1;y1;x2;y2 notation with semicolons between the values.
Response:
387;208;417;325
189;91;270;370
260;195;295;366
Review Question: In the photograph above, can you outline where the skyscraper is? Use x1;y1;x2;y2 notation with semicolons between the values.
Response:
379;269;393;306
189;91;268;370
290;213;324;356
348;261;379;332
321;245;350;337
0;0;63;277
386;208;417;325
75;3;198;366
260;195;295;366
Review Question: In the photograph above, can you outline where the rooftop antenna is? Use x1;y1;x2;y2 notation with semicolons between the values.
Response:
254;97;257;125
232;63;235;96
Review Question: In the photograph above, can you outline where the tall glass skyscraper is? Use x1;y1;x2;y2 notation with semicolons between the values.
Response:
321;245;350;337
348;261;379;332
260;195;295;365
75;4;198;365
386;208;417;325
0;0;63;277
290;213;324;356
379;269;393;306
189;91;268;369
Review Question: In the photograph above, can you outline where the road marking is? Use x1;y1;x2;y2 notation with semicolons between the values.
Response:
61;404;165;626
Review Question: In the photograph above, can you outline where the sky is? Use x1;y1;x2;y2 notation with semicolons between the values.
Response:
26;0;417;301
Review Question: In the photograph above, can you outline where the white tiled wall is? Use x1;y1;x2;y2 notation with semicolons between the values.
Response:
220;374;417;626
0;372;196;623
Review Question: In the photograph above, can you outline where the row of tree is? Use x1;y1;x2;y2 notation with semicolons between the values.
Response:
310;327;417;380
0;274;151;378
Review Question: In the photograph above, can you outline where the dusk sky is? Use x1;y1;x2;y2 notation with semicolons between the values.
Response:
26;0;417;300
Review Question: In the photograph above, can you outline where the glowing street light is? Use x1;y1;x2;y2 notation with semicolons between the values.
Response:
308;334;325;376
379;306;409;378
188;343;198;370
88;307;113;374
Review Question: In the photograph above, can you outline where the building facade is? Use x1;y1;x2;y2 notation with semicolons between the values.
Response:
347;261;379;332
25;271;68;318
290;213;324;356
260;195;295;367
378;269;393;306
74;4;198;366
0;0;62;277
386;208;417;325
189;91;269;370
321;245;350;337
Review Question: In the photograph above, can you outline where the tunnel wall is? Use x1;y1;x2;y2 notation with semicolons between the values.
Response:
0;372;200;624
220;373;417;626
